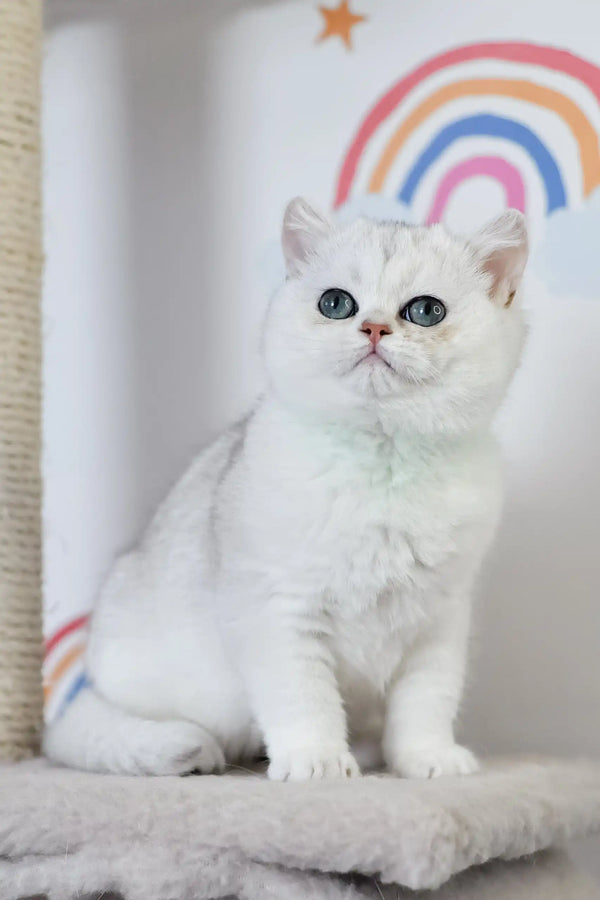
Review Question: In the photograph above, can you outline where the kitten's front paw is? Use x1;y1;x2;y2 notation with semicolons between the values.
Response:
390;742;479;779
268;746;360;781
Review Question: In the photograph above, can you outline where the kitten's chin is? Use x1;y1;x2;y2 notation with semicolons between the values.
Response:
346;350;438;396
348;357;402;398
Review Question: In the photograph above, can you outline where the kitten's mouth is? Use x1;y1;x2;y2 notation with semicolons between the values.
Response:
355;349;393;370
349;348;439;387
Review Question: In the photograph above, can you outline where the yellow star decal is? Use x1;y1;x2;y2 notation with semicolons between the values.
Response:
317;1;367;50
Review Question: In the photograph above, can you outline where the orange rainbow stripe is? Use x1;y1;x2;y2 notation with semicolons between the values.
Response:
369;78;600;196
43;642;85;701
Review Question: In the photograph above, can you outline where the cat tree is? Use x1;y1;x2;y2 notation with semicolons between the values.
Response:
1;3;600;898
0;0;44;761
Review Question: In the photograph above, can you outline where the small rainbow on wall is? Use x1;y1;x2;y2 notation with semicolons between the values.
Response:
334;42;600;223
43;614;89;721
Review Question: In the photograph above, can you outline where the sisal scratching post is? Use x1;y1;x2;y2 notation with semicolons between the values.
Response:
0;0;44;760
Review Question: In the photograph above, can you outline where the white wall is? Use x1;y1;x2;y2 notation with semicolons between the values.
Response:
44;0;599;827
43;15;134;629
43;1;262;634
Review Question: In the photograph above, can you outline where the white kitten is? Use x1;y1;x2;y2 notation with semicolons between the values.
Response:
44;199;528;781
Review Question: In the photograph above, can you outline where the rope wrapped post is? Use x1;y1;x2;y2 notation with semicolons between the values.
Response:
0;0;44;759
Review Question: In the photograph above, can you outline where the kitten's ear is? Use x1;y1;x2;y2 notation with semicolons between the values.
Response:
471;210;529;307
282;197;331;275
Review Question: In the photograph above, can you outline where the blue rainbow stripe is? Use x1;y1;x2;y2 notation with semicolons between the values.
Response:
398;113;567;213
56;671;90;719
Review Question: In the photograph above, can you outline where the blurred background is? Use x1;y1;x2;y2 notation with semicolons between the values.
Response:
42;0;599;865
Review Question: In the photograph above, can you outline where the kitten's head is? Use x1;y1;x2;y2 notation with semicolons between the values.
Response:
264;198;528;435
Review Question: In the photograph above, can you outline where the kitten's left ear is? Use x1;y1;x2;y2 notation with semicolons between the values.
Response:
471;209;529;307
282;197;331;275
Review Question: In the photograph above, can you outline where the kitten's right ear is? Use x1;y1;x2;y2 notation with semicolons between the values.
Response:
282;197;331;275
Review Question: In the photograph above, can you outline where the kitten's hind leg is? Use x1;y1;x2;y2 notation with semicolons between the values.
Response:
44;685;226;776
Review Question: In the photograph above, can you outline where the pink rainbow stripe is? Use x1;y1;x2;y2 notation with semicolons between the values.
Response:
426;156;526;224
334;41;600;207
45;613;89;657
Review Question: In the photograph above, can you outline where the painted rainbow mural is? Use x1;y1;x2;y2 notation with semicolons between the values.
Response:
44;614;89;721
334;41;600;224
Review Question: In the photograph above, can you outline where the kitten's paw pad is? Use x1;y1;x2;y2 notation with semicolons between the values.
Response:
150;721;226;776
268;747;360;781
391;743;479;779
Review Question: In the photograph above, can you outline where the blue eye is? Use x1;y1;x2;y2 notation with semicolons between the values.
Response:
318;289;357;320
402;296;446;327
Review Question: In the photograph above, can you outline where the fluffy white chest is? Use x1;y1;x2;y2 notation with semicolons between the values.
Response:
315;454;465;606
296;440;496;691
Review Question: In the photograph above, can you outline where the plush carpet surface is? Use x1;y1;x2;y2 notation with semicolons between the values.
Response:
1;757;600;899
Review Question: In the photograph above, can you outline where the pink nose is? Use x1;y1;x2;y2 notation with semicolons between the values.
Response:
361;321;392;347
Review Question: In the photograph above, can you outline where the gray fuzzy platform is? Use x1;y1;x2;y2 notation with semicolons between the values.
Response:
1;757;600;899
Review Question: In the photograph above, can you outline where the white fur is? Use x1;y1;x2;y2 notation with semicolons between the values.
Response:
44;200;528;781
